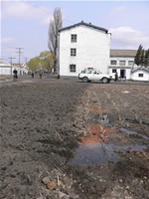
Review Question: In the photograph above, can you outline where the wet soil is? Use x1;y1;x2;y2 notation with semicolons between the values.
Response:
0;77;149;199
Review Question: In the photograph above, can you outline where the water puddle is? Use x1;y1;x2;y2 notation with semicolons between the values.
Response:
68;143;147;165
69;113;149;165
121;128;149;141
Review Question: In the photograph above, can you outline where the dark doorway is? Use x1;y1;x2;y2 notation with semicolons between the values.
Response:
120;69;126;78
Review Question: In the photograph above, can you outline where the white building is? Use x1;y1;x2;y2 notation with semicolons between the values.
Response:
0;62;12;75
109;49;137;80
0;62;28;76
12;64;28;75
131;68;149;81
58;21;111;77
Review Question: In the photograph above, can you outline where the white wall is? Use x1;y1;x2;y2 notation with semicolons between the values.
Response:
0;63;28;76
0;67;12;75
0;63;12;75
110;57;134;66
109;68;131;80
59;25;110;76
109;57;135;80
131;70;149;81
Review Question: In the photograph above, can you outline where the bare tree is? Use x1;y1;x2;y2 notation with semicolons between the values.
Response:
48;8;62;72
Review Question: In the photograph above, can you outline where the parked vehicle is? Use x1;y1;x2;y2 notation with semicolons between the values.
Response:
78;68;112;83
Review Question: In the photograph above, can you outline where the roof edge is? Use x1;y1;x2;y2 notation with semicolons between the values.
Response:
59;21;108;33
131;67;149;73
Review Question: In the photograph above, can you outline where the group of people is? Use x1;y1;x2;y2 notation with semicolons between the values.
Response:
13;69;43;80
31;71;43;79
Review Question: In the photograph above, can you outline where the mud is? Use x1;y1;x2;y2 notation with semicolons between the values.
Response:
0;77;149;199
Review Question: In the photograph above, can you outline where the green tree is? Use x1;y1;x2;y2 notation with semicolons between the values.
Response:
27;51;54;71
27;57;41;71
48;8;63;72
140;49;145;67
135;44;143;66
39;51;51;70
144;49;149;68
39;51;50;59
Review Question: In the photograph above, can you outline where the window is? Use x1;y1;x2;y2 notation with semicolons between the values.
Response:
81;70;85;74
111;60;117;65
87;70;93;74
70;48;76;56
112;69;117;73
138;73;143;77
93;71;97;74
119;60;126;66
70;64;76;72
71;34;77;42
128;61;134;66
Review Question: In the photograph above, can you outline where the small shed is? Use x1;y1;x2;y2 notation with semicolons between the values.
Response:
131;68;149;81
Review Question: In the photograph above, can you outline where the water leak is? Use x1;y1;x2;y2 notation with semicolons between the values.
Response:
68;143;147;165
121;128;149;141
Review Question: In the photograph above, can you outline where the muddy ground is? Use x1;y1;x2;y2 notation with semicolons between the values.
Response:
0;77;149;199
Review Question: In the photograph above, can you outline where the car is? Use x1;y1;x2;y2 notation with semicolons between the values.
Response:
78;68;112;83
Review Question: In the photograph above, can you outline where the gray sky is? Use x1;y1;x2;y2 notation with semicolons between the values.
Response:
1;0;149;63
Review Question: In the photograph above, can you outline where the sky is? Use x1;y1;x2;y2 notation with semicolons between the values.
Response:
0;0;149;64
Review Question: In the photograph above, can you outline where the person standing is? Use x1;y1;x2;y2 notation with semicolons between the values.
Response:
115;71;118;81
31;71;34;78
13;68;18;80
39;70;42;79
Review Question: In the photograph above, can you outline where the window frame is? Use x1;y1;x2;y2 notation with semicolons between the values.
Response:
138;73;143;77
119;60;126;66
111;60;117;65
71;34;77;43
70;48;76;56
128;61;134;66
69;64;76;73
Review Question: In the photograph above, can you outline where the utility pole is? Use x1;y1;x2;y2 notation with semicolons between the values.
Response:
16;48;23;67
8;57;16;75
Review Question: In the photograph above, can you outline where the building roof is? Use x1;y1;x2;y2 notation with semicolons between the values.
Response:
59;21;108;33
110;49;137;57
131;67;149;74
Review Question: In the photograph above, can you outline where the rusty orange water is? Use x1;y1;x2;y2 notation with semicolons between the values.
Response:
79;124;119;145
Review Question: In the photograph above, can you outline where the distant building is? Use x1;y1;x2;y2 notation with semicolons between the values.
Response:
109;49;137;80
58;21;111;77
0;62;28;76
131;68;149;81
12;64;28;75
0;62;12;75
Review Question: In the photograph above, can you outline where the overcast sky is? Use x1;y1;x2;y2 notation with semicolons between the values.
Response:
1;0;149;64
